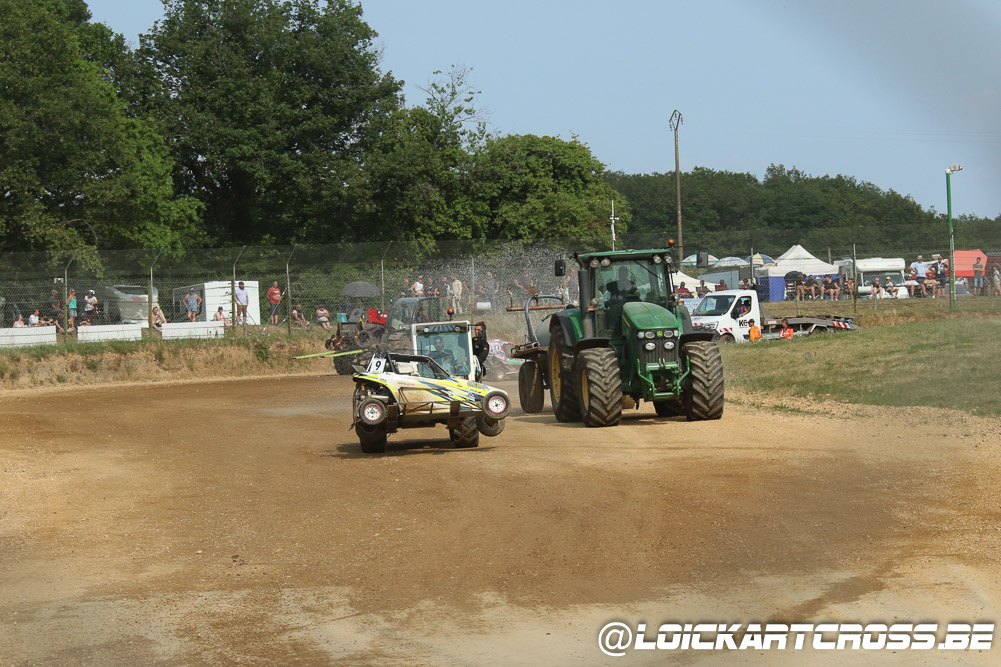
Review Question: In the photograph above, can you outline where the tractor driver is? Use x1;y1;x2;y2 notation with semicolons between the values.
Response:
605;266;640;302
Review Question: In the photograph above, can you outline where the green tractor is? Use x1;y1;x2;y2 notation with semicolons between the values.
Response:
511;248;723;426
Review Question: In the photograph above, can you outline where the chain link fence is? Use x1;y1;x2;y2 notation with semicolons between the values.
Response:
1;226;999;339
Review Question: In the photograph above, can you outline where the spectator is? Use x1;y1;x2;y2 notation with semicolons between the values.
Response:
748;318;761;342
315;305;331;330
513;269;536;298
425;275;440;297
992;266;1001;297
152;305;167;330
741;278;751;289
973;256;984;296
472;321;489;365
885;278;897;297
234;281;249;324
908;255;928;297
804;275;819;299
213;306;231;325
450;273;463;314
870;276;884;299
826;276;841;301
779;318;794;339
267;280;282;325
28;308;41;326
696;280;709;297
932;254;948;298
717;279;728;291
292;304;310;328
412;275;424;296
12;314;25;328
794;273;806;300
83;289;98;323
478;271;498;307
399;278;411;298
66;288;77;331
924;265;939;298
47;289;63;321
675;282;692;297
183;288;202;322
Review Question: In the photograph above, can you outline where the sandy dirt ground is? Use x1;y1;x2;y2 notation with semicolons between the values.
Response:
1;374;999;665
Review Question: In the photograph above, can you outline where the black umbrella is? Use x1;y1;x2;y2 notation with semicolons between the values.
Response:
340;281;380;298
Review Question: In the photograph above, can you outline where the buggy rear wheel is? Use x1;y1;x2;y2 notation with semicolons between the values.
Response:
357;423;387;453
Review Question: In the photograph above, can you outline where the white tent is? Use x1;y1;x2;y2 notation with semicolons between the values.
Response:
767;244;839;277
671;270;711;293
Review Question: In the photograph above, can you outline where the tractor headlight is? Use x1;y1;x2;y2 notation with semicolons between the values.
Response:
637;331;645;340
664;341;675;350
644;341;656;351
664;329;676;338
652;255;662;264
644;330;656;339
589;258;600;268
600;257;611;267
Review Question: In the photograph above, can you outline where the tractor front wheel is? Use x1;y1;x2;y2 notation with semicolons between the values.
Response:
518;360;545;413
575;348;622;427
548;323;580;422
681;341;725;421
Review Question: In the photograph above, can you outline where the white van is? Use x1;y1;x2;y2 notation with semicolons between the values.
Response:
172;281;260;324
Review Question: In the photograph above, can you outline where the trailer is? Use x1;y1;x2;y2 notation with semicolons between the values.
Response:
690;289;858;342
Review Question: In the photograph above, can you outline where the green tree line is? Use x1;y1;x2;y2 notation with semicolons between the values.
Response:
2;0;997;257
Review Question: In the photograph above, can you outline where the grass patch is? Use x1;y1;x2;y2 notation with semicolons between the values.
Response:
722;318;1001;416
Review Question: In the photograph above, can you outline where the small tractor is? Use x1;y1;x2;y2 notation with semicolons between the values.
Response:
511;247;724;426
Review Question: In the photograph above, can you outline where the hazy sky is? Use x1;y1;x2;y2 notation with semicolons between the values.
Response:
87;0;1001;219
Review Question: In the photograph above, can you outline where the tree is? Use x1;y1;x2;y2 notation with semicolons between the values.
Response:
472;134;627;244
0;0;202;253
137;0;403;244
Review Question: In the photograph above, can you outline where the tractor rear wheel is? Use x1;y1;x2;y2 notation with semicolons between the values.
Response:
357;423;387;453
518;360;545;413
575;348;622;427
548;322;580;422
681;341;724;421
450;416;480;448
654;399;684;417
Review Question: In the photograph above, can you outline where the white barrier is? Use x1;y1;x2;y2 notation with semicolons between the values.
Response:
161;321;225;340
76;323;143;343
0;326;58;348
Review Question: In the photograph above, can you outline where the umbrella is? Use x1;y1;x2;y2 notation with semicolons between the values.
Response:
339;281;380;298
746;253;776;266
681;253;719;266
715;256;749;267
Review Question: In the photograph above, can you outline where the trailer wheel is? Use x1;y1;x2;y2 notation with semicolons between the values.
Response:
357;423;387;453
548;322;580;422
654;399;684;417
681;341;725;421
451;416;480;448
518;360;545;413
575;348;622;427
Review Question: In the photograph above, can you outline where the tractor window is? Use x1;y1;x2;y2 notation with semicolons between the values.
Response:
593;260;671;338
388;299;416;330
694;295;735;316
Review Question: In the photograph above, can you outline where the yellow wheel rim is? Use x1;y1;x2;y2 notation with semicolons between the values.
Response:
550;346;561;402
580;369;589;411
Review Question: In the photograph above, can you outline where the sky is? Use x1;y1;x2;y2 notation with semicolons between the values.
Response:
86;0;1001;219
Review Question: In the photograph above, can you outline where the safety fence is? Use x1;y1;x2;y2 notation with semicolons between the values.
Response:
1;227;999;341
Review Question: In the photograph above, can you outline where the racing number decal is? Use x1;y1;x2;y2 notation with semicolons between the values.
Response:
368;357;386;373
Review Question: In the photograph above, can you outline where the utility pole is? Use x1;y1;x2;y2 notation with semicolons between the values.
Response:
669;110;684;259
609;200;619;251
945;165;962;311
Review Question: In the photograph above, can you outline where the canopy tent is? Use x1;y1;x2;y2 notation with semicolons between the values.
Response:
766;244;839;277
950;249;987;278
671;270;703;291
714;256;749;267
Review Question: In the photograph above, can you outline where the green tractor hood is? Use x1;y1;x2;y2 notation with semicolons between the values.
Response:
622;301;679;332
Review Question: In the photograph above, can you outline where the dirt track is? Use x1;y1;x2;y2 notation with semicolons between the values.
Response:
1;375;999;665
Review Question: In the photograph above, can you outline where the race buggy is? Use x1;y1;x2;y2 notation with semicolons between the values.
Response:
352;352;511;453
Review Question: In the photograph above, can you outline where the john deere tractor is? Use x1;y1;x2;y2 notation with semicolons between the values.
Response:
511;248;723;426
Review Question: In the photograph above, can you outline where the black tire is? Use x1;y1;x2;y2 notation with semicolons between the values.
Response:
477;416;505;437
451;416;480;448
334;356;353;375
681;341;725;421
547;322;580;422
718;333;735;344
654;399;684;417
357;423;387;453
518;360;545;413
575;348;622;427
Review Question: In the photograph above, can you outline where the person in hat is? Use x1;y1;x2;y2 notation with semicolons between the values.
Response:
82;289;98;323
184;288;202;322
234;281;249;324
748;318;761;342
908;255;928;297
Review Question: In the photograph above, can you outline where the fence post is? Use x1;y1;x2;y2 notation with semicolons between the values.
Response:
63;251;77;339
380;241;393;312
285;244;296;335
232;245;246;332
148;248;164;332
